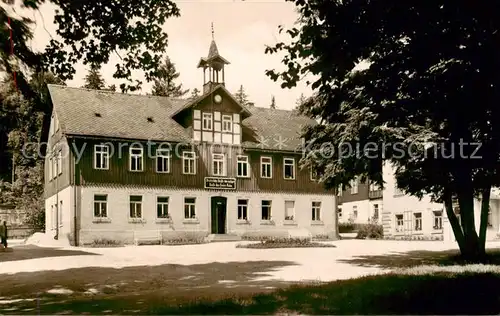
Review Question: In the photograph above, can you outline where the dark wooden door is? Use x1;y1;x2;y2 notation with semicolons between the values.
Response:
211;196;227;234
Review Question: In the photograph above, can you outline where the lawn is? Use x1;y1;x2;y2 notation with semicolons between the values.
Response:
2;240;500;314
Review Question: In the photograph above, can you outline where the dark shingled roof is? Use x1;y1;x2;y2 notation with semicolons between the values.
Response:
48;85;315;152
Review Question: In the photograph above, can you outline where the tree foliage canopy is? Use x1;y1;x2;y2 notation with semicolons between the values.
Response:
266;0;500;260
151;56;188;97
1;0;180;94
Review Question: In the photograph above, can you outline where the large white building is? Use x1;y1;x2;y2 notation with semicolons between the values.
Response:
43;37;337;246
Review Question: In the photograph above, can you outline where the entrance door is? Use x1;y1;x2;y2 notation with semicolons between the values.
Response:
211;196;227;234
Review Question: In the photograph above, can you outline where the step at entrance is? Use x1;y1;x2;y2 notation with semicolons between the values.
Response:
207;234;242;242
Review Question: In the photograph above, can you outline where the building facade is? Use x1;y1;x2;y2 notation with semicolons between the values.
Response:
382;163;500;241
43;38;337;246
338;177;383;225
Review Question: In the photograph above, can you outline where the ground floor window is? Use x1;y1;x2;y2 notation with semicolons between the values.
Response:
285;200;295;220
184;197;196;219
488;209;493;227
373;204;379;221
395;214;404;232
237;199;248;220
433;210;443;230
129;195;142;218
312;201;321;221
94;194;108;218
352;205;358;219
261;200;272;220
157;196;169;219
414;212;422;231
59;201;63;227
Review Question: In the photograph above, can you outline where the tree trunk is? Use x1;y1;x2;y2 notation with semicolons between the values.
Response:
478;185;492;254
452;167;486;262
444;192;465;252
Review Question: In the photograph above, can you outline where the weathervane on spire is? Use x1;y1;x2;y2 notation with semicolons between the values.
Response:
211;22;214;40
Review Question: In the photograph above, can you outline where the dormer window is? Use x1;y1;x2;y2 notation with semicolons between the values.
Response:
222;114;232;132
202;112;213;130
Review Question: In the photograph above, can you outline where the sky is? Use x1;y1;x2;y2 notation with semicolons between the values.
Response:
27;0;313;110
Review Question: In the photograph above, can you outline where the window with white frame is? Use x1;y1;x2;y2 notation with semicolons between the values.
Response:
129;146;143;171
237;199;248;220
129;195;142;218
414;212;422;231
283;158;296;180
212;153;226;176
156;149;170;173
395;214;404;232
51;205;55;229
50;115;55;136
350;177;358;194
373;204;379;220
338;185;343;196
48;157;53;180
352;205;358;219
94;144;109;170
337;206;342;218
202;112;213;130
237;156;250;177
433;210;443;229
93;194;108;218
57;151;62;175
184;197;196;219
59;201;63;227
310;168;318;181
260;156;272;178
312;201;321;221
285;200;295;220
52;156;57;179
222;114;232;132
369;181;381;191
261;200;272;220
183;151;196;174
157;196;169;219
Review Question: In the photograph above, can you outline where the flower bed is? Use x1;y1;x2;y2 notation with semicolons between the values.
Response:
236;237;336;249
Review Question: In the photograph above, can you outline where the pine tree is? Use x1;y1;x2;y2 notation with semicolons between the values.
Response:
296;93;307;108
270;95;276;109
82;65;106;90
151;57;189;97
190;88;200;99
234;85;254;107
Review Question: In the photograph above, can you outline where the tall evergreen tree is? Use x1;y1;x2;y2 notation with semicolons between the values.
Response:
234;85;255;107
270;95;276;109
82;65;106;90
151;57;189;97
295;93;307;109
190;88;201;100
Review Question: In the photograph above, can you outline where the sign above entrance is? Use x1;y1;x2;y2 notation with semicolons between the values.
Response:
204;177;236;190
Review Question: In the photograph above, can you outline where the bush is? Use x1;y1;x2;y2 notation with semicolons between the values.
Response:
237;236;336;249
90;238;123;247
259;236;312;244
162;231;207;245
338;222;356;233
356;223;384;239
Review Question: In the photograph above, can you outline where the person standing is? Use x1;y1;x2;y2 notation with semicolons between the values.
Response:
0;221;7;249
